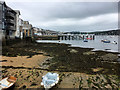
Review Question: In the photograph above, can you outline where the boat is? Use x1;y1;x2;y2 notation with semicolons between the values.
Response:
0;76;17;89
41;72;59;89
101;39;110;43
83;40;88;42
112;41;117;44
86;38;92;40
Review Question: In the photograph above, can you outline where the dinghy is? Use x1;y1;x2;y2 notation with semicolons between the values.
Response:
86;38;92;40
41;72;59;89
83;40;88;42
111;41;117;44
0;76;17;89
101;39;110;43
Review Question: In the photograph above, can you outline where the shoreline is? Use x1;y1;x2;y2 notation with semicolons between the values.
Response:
1;40;120;89
36;40;120;54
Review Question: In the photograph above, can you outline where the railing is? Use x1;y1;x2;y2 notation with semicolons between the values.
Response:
6;25;15;30
6;12;15;18
6;19;14;24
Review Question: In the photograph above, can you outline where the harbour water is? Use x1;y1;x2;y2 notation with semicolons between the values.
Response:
36;35;120;53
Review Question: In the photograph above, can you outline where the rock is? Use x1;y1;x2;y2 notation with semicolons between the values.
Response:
10;60;13;62
0;60;7;62
31;82;37;86
19;85;26;89
92;68;103;72
68;49;78;53
101;53;118;62
83;51;95;55
104;84;112;88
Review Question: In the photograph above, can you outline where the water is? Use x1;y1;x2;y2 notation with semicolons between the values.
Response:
36;35;120;53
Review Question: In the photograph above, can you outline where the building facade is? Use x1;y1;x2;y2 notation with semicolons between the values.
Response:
23;21;33;38
0;1;17;40
15;10;20;38
6;7;16;39
19;18;23;39
33;27;42;36
0;1;6;40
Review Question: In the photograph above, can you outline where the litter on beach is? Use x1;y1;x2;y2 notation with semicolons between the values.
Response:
41;72;59;89
0;76;17;89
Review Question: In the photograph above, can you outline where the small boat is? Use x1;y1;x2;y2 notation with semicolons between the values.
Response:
83;40;88;42
0;76;17;89
101;40;110;43
41;72;59;89
86;38;92;40
112;41;117;44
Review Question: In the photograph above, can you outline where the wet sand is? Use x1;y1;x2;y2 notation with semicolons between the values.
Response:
1;55;48;68
1;40;120;89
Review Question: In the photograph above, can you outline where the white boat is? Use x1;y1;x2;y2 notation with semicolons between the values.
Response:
41;72;59;89
0;76;17;89
111;41;117;44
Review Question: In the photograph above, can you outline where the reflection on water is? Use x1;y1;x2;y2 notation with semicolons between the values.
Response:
36;35;120;53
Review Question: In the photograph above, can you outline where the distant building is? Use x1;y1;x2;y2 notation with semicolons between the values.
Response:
33;27;42;36
29;24;33;37
43;30;59;36
23;21;33;38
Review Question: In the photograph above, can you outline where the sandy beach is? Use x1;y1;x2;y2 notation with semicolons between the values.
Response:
1;40;120;89
1;55;48;68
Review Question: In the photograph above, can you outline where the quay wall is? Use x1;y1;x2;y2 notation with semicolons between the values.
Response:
2;37;34;46
36;35;58;40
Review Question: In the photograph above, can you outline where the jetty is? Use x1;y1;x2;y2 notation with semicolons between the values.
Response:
36;34;95;40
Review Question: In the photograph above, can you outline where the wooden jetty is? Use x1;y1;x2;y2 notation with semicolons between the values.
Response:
35;34;95;40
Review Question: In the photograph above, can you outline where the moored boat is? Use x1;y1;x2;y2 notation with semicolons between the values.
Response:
101;39;110;43
86;38;92;40
83;40;88;42
111;41;117;44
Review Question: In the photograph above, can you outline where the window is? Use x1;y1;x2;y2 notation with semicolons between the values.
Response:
9;30;12;36
3;12;4;18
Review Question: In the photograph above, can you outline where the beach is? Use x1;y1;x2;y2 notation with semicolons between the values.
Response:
1;40;120;89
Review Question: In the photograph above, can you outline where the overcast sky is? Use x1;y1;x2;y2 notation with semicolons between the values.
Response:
5;0;118;32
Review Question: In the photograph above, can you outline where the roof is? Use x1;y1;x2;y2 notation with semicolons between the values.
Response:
14;10;21;15
0;1;6;7
0;0;5;4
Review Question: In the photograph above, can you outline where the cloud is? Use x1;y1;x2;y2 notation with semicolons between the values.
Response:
5;1;118;32
35;13;117;26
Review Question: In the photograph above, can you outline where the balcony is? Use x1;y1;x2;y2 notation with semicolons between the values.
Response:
6;25;15;31
6;12;15;19
6;19;15;24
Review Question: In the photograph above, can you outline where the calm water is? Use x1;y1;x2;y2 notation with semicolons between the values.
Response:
36;35;120;53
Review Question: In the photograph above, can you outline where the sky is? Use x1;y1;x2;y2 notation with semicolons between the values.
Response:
4;0;118;32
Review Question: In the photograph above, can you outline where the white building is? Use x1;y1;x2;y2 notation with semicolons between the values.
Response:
33;27;42;36
15;10;20;38
23;21;33;38
19;18;23;39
